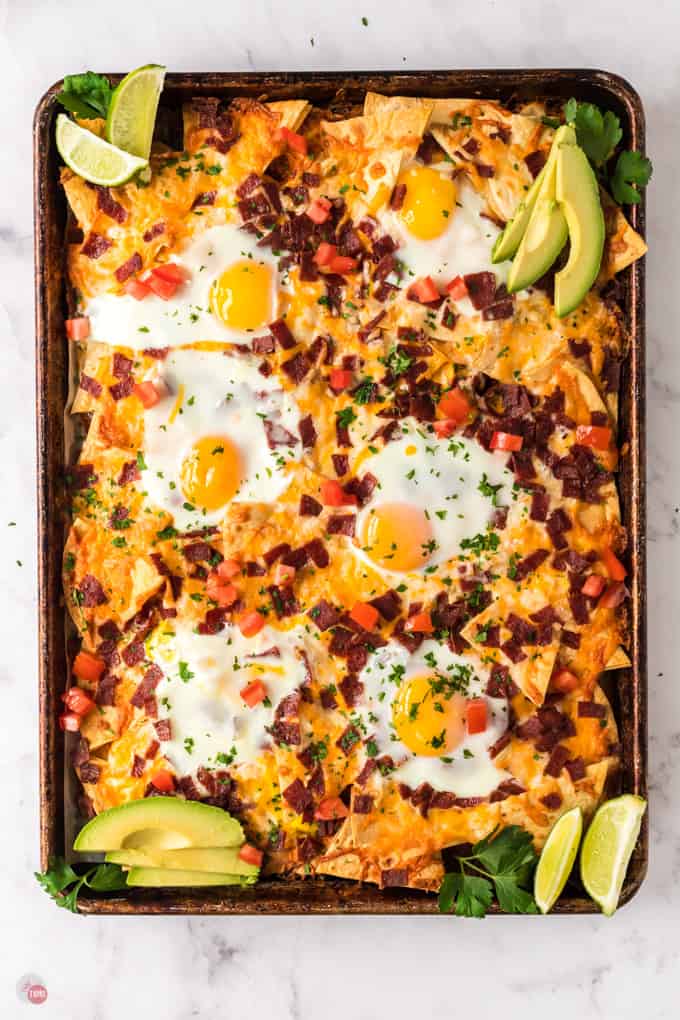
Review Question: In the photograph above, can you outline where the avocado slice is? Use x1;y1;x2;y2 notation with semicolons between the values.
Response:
492;124;576;264
553;142;605;317
105;846;258;878
506;155;568;293
74;799;244;852
126;867;257;888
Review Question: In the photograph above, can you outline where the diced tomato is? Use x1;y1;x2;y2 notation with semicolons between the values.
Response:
320;479;348;506
217;559;241;581
466;698;487;734
328;255;358;275
581;573;606;598
438;387;471;424
307;198;332;225
65;317;90;341
145;272;178;300
72;650;106;684
124;278;151;300
151;263;187;285
329;368;354;392
206;577;239;607
273;563;296;585
575;424;612;450
150;769;176;793
404;611;434;634
62;686;96;716
315;796;349;821
434;420;457;439
409;275;440;303
444;275;468;301
238;843;264;867
279;126;307;154
490;431;523;452
599;581;628;609
239;611;266;638
349;602;379;631
133;381;163;409
314;242;337;267
602;546;627;581
59;711;81;732
240;678;267;707
551;669;580;693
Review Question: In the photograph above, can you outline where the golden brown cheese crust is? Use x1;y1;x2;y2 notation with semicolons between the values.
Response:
61;93;642;891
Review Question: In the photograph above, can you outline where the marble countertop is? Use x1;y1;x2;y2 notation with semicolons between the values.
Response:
1;0;678;1016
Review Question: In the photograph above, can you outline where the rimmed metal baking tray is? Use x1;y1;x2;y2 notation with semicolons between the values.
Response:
34;68;647;915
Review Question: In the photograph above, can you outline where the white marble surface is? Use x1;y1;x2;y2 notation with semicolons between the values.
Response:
0;0;678;1016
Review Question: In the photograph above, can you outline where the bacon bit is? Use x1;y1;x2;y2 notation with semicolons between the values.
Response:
444;275;468;301
59;711;81;732
349;602;379;632
239;611;266;637
81;232;112;259
238;844;264;867
240;679;267;707
273;563;296;585
601;546;627;581
114;252;143;284
408;275;439;303
490;431;523;452
404;611;434;634
582;573;606;598
62;686;96;716
307;197;332;224
150;769;175;793
466;698;487;734
315;797;349;821
279;126;307;154
551;669;580;693
73;650;106;684
576;424;612;450
143;221;165;243
329;368;354;392
66;317;90;341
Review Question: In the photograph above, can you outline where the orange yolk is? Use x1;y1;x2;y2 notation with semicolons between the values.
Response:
179;435;242;511
210;259;273;331
392;674;466;756
361;502;433;572
397;165;457;241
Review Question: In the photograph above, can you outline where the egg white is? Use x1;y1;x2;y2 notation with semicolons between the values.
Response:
84;223;280;349
353;420;513;577
148;620;313;776
357;639;510;796
140;348;301;529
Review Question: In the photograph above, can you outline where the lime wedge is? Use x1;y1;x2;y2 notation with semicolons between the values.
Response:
580;795;647;916
106;64;166;159
56;114;148;186
534;806;583;913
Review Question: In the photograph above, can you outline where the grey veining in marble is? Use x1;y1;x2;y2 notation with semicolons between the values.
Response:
1;0;678;1016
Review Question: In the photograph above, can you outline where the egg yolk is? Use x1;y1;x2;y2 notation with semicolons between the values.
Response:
397;165;457;241
179;435;242;511
210;259;273;331
392;674;466;757
361;502;433;572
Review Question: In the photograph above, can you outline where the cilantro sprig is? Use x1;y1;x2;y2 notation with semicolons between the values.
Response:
438;825;538;917
564;97;652;206
57;72;113;120
35;856;127;912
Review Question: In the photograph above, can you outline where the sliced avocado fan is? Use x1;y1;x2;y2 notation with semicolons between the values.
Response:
553;142;605;317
